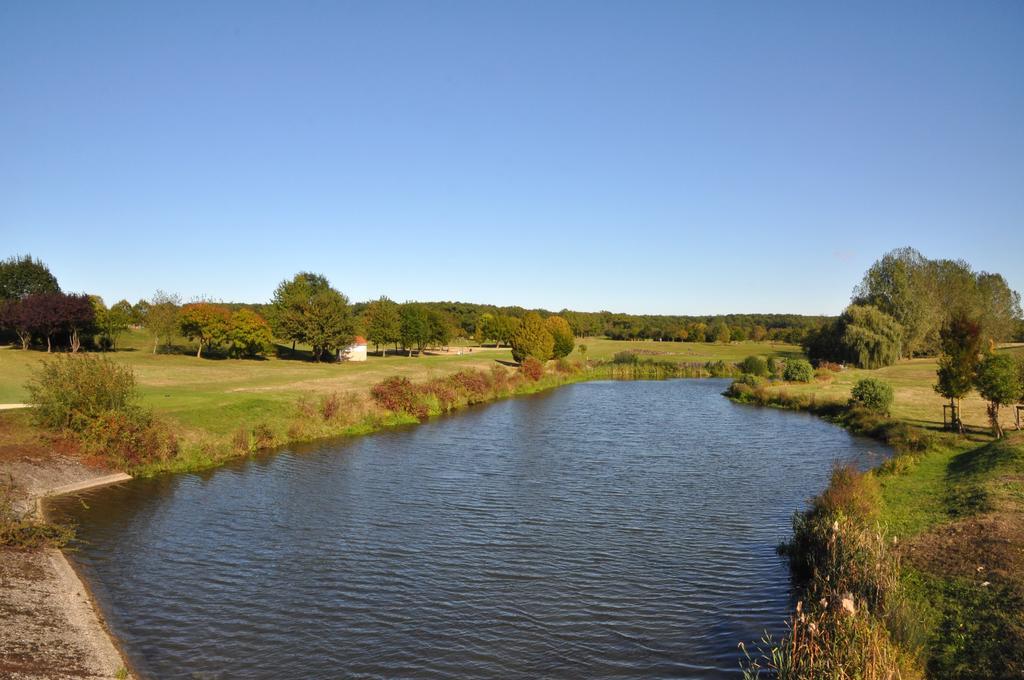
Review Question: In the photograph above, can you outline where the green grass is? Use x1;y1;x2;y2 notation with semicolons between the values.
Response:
578;336;802;363
1;331;794;437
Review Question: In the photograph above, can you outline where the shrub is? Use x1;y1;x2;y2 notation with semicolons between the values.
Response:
704;360;736;377
520;356;544;381
27;355;138;431
613;350;638;364
737;373;764;387
370;376;427;419
783;358;814;383
320;393;341;420
850;378;894;414
740;355;769;377
448;370;492;402
767;356;783;378
79;410;178;468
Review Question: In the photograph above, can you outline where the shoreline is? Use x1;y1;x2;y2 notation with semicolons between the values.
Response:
1;468;134;679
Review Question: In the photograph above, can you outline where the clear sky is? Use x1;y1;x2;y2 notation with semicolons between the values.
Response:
1;2;1021;315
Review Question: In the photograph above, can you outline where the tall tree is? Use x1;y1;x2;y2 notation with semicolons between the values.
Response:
0;255;60;300
145;290;182;354
933;314;982;434
269;272;353;360
510;312;554;363
364;296;401;355
303;285;354;361
427;309;455;350
854;247;936;358
179;303;231;358
399;302;429;356
976;272;1023;348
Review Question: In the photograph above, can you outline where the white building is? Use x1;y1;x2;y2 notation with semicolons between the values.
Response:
339;335;368;362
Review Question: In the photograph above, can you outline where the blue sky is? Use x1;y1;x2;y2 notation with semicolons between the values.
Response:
1;2;1021;315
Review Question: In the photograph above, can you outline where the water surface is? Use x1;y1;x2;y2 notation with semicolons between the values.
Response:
53;379;888;679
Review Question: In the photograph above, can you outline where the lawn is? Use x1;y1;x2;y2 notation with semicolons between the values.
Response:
0;331;797;439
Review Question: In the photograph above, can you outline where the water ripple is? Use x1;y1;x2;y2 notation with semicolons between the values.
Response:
53;379;888;679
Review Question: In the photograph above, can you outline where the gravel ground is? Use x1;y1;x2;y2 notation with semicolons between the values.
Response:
1;425;133;680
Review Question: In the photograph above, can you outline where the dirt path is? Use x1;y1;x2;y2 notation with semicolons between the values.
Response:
1;430;134;679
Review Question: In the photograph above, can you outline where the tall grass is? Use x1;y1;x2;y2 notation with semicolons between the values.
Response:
744;465;923;679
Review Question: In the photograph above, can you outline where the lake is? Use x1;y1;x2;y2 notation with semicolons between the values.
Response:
51;379;888;679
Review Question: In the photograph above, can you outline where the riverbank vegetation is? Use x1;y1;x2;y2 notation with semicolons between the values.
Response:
732;256;1024;678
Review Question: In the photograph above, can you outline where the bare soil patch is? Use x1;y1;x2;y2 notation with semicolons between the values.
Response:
903;511;1024;585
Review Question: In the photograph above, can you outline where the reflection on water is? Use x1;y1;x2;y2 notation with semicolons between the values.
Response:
52;379;888;679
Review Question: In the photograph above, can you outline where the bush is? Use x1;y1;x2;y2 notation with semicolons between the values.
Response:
613;350;638;364
704;360;737;377
783;358;814;383
27;355;138;431
370;376;427;419
520;356;544;381
737;373;764;388
850;378;895;414
740;355;769;377
80;410;178;468
25;355;176;469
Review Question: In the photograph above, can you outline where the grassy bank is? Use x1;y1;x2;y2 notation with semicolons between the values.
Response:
0;331;797;476
731;349;1024;679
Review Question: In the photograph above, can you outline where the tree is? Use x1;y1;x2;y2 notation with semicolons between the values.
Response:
427;309;455;349
91;296;131;350
804;304;903;369
227;309;273;358
0;255;60;300
399;303;430;356
22;292;67;352
179;303;230;358
363;296;401;355
510;312;554;363
840;305;903;369
974;353;1021;438
976;273;1023;348
1;298;33;349
545;315;575;359
854;247;937;358
751;325;768;342
131;299;151;326
709;320;731;343
933;314;982;434
269;273;353;360
63;294;95;353
145;291;182;354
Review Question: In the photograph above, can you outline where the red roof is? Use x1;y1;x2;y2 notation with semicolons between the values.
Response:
354;336;367;345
